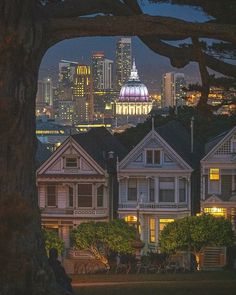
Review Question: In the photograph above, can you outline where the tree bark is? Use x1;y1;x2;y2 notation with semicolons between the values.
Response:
0;1;65;294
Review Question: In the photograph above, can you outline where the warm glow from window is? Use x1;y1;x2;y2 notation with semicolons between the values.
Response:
204;207;226;217
124;215;137;223
149;218;156;243
210;168;220;180
159;219;174;231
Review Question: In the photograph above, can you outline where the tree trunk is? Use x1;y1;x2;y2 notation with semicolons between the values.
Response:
0;1;65;294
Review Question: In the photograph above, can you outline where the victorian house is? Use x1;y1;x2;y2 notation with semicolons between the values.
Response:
37;127;127;251
201;126;236;230
117;121;199;251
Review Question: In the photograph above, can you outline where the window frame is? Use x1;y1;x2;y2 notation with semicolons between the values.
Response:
97;185;104;208
127;179;137;202
208;168;221;195
145;149;162;165
46;185;57;207
159;177;175;203
77;183;93;208
149;218;156;244
65;156;79;168
68;186;74;208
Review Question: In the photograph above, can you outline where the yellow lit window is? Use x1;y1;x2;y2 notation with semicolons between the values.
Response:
203;207;226;218
124;215;137;223
210;168;220;180
159;219;174;231
149;218;156;243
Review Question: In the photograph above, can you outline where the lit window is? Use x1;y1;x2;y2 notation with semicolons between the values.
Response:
209;168;220;180
208;169;220;194
203;207;226;218
159;219;174;231
146;150;161;165
46;185;57;207
124;215;137;223
65;157;78;168
149;218;156;243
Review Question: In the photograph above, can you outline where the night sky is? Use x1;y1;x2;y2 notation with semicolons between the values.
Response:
40;2;210;92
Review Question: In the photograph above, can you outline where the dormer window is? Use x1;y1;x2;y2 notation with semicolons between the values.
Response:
65;157;78;168
146;149;161;165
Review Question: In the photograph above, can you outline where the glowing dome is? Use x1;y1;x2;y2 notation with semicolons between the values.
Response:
119;60;149;102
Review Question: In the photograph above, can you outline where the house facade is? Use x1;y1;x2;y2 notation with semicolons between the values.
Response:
37;127;127;251
201;126;236;231
117;121;195;251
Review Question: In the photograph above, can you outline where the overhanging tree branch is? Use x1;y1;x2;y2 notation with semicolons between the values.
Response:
47;15;236;44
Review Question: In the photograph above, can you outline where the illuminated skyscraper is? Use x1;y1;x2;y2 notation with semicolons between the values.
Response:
161;72;186;108
73;64;93;122
116;37;132;91
36;77;53;107
92;52;105;91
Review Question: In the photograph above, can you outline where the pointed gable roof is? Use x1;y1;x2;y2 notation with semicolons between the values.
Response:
202;125;236;161
72;127;128;169
155;120;201;168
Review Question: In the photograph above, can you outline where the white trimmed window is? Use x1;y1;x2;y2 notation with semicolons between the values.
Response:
128;179;137;201
97;185;104;207
46;185;57;207
159;177;175;202
65;157;78;168
208;168;220;194
78;184;93;207
149;218;156;243
149;179;155;202
68;186;73;207
179;178;187;202
146;149;161;165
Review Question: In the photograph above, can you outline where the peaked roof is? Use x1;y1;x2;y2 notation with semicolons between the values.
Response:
155;120;201;168
72;127;128;169
205;126;235;155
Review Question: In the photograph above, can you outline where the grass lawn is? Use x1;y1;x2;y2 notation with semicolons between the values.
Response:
72;270;236;295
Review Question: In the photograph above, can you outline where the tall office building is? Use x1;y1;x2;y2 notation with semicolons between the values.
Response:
161;72;186;108
92;52;113;91
116;37;132;91
36;77;53;107
174;73;186;107
102;58;113;90
73;64;93;123
58;60;78;101
92;52;105;91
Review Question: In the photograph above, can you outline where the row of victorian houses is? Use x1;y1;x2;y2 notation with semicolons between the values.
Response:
36;121;236;263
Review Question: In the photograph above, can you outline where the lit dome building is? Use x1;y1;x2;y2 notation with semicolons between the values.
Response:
115;60;153;124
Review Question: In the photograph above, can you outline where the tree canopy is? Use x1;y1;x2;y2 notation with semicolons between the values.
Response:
71;219;136;269
159;214;234;255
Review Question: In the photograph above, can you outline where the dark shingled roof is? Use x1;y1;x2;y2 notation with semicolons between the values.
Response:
72;127;128;169
204;127;234;155
155;120;201;169
36;140;52;168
